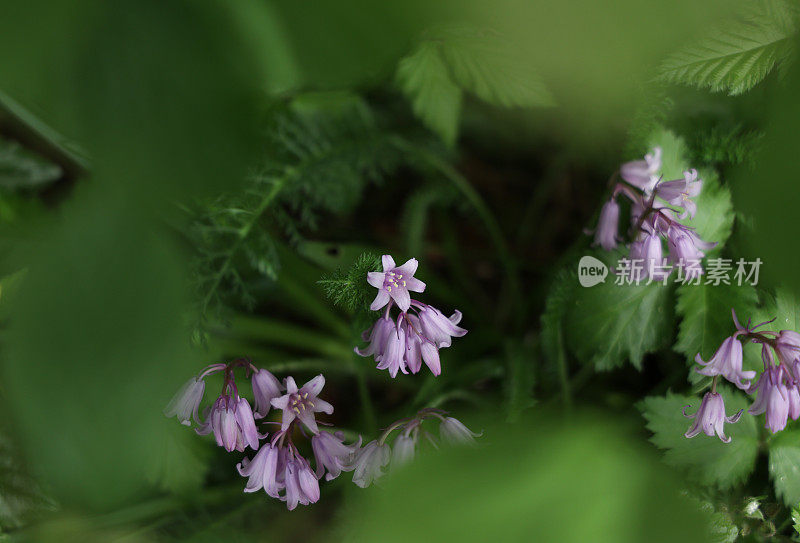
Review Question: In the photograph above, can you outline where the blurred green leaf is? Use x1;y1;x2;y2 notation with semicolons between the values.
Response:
772;287;800;330
344;414;712;543
730;35;800;293
437;26;554;108
503;341;536;421
397;25;552;146
658;0;796;95
0;138;61;190
640;389;758;488
0;431;53;532
396;41;463;146
540;269;571;400
769;428;800;505
145;419;210;496
2;192;195;510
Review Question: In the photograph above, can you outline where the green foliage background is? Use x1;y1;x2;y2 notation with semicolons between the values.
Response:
0;0;799;541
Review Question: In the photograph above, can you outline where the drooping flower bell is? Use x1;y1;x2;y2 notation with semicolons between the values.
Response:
695;336;755;390
439;416;482;445
592;198;621;251
350;440;392;488
403;313;442;376
238;443;282;497
655;169;702;219
620;147;661;193
251;368;283;418
666;227;705;280
683;391;742;443
196;394;260;452
311;431;361;481
164;376;207;426
270;375;334;434
748;365;790;433
367;255;426;312
775;330;800;365
391;431;418;468
632;232;670;281
376;322;408;378
417;304;467;348
354;314;395;359
284;455;320;511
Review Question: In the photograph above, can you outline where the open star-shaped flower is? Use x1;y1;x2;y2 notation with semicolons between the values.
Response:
270;375;334;434
367;255;426;312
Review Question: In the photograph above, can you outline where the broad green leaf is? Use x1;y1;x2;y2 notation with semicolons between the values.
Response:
436;26;554;108
396;25;553;145
396;41;462;146
675;282;759;386
145;419;210;495
640;389;759;488
658;1;796;95
793;502;800;535
345;416;712;543
564;254;672;370
773;287;800;331
768;429;800;505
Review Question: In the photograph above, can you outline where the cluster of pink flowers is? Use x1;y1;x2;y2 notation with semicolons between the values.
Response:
590;148;716;281
683;310;800;443
356;255;467;377
164;254;478;510
165;361;479;509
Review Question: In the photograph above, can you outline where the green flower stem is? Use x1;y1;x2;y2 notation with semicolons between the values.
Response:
392;138;522;322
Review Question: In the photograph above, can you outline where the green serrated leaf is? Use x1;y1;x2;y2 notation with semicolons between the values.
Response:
396;26;553;145
773;287;800;331
436;26;554;109
768;429;800;505
658;2;796;95
675;282;759;387
792;503;800;535
640;389;759;488
563;253;673;371
396;41;463;146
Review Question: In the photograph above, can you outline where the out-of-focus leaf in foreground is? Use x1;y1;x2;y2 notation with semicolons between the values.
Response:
343;414;713;543
731;49;800;293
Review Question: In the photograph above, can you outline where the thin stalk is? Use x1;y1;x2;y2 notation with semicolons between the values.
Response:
555;321;572;407
354;355;377;432
392;138;522;319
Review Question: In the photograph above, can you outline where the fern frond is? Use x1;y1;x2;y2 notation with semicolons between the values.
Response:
317;252;381;314
189;97;402;333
